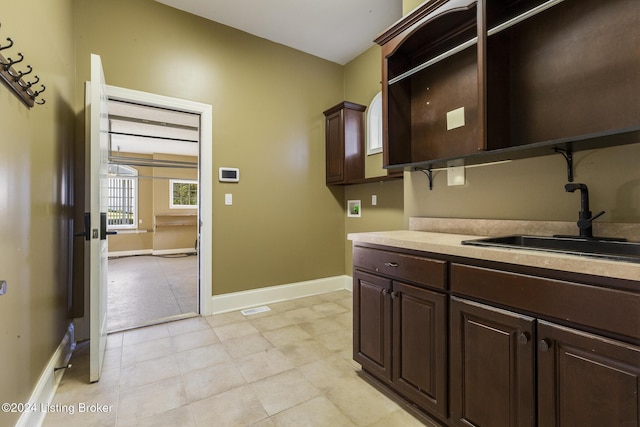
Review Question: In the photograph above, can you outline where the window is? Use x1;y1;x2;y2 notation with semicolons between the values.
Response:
170;180;198;208
367;91;383;155
108;165;137;229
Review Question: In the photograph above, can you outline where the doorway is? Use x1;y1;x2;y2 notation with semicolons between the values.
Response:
104;86;213;331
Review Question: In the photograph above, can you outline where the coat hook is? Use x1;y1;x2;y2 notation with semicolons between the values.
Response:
2;52;24;70
8;64;32;80
34;97;45;105
19;74;39;89
0;37;14;51
32;84;45;97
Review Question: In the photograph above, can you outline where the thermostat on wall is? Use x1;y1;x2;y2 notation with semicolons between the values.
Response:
219;167;239;182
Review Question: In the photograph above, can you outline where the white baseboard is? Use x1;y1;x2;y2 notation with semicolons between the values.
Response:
152;248;197;256
210;275;352;315
17;323;75;427
108;249;153;258
108;248;197;258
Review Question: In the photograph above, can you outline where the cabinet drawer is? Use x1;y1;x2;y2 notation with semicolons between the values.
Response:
353;246;446;290
451;263;640;341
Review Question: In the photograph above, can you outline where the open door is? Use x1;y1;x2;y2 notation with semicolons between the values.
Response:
86;53;110;382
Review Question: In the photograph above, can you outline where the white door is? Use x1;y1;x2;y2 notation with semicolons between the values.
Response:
86;53;110;382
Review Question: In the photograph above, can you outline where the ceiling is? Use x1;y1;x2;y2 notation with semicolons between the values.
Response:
155;0;403;65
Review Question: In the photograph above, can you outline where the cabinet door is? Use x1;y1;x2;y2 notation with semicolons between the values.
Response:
353;270;392;380
450;297;535;427
537;320;640;426
325;109;345;184
392;281;447;419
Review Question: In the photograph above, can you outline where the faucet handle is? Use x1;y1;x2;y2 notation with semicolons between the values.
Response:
577;210;605;231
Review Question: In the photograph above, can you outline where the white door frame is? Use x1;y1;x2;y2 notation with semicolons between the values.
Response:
106;85;213;316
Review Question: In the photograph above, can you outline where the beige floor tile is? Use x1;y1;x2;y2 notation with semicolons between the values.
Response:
236;348;295;383
119;354;180;390
171;327;220;353
205;310;246;327
249;369;321;416
214;320;260;341
45;290;445;427
249;311;300;332
188;385;268;426
118;405;196;427
314;327;353;352
326;377;401;426
120;336;173;367
182;360;246;402
299;355;359;391
278;338;333;367
122;323;170;346
269;395;357;427
262;324;313;348
367;409;441;427
282;307;323;324
310;301;350;317
175;342;231;374
117;375;188;423
167;316;211;336
298;316;343;337
223;333;273;359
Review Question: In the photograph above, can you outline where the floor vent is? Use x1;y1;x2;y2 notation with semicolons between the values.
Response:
241;306;271;316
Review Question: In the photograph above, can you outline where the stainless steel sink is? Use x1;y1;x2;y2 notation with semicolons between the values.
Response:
461;235;640;263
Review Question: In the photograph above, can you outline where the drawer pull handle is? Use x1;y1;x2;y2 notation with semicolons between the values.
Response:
384;262;399;268
539;339;551;352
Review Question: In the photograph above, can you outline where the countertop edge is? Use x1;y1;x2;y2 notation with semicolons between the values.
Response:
348;230;640;282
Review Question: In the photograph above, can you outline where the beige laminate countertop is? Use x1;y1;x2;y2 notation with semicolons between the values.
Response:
348;229;640;283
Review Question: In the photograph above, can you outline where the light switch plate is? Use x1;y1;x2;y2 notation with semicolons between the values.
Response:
225;193;233;205
0;280;7;296
372;195;377;206
447;166;465;186
446;107;465;130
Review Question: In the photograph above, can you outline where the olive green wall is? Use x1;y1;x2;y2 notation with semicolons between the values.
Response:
343;46;406;274
405;143;640;223
74;0;346;296
0;0;76;424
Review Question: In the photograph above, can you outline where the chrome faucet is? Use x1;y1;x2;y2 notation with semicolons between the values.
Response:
564;183;605;239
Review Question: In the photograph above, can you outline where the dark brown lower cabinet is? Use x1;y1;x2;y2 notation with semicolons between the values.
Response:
392;281;447;419
537;320;640;426
450;297;535;427
353;269;448;421
353;270;392;380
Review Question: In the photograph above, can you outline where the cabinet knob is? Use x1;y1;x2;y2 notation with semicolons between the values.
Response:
391;291;398;299
539;339;551;352
518;332;530;345
384;262;399;268
382;289;389;296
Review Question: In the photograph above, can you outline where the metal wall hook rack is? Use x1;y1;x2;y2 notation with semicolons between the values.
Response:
0;22;46;107
554;148;574;182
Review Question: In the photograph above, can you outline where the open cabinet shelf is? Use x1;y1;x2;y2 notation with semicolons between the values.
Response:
376;0;640;170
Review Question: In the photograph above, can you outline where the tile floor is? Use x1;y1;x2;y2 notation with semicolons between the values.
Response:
108;254;198;331
43;290;440;427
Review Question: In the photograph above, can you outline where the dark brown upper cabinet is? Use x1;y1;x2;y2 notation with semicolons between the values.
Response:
375;0;640;170
323;101;366;185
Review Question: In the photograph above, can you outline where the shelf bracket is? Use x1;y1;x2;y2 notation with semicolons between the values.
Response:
554;148;574;182
417;167;434;191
